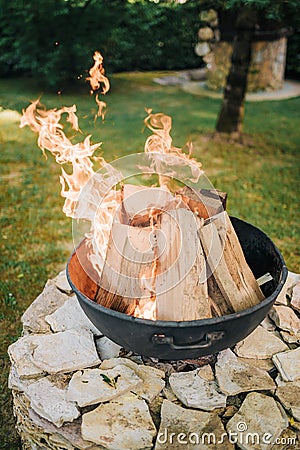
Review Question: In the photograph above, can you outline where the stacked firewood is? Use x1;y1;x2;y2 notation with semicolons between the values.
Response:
90;184;264;321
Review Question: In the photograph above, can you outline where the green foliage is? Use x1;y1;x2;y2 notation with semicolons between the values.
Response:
0;0;202;89
0;0;298;88
106;1;202;72
208;0;300;20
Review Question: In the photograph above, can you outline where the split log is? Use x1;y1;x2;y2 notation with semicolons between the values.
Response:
155;209;211;321
120;184;173;226
177;187;227;219
200;212;264;313
207;274;229;316
95;222;154;314
120;184;187;227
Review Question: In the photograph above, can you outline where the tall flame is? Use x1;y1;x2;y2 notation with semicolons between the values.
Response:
144;108;203;184
20;98;120;270
86;51;110;94
87;51;110;122
20;100;98;216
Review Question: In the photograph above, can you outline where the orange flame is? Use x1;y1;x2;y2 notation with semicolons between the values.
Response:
144;108;203;184
20;98;120;270
86;51;110;94
133;209;159;320
20;100;98;215
94;94;107;122
86;51;110;122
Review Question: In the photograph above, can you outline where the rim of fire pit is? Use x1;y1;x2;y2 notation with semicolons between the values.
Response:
66;216;288;329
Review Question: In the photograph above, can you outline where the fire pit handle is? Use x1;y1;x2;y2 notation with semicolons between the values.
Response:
151;331;225;350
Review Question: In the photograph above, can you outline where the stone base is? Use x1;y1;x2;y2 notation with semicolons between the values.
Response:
8;270;300;450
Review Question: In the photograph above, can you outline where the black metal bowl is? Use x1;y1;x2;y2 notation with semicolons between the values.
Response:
66;217;287;360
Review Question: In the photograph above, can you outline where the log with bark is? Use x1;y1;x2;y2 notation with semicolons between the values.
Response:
200;212;264;315
176;186;227;219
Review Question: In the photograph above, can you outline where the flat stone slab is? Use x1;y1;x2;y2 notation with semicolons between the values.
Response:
81;393;156;449
260;316;276;331
13;391;96;450
280;330;300;344
276;382;300;421
8;364;34;392
27;410;95;450
45;296;100;335
51;269;73;294
275;374;287;387
215;349;275;395
182;80;300;102
154;400;234;450
67;365;142;407
21;284;69;333
234;325;288;359
8;335;46;379
236;357;274;372
100;357;165;402
169;366;227;411
291;281;300;313
272;347;300;382
275;271;300;306
26;376;80;427
96;336;122;360
9;330;100;377
226;392;288;450
32;330;101;374
269;305;300;336
153;73;190;86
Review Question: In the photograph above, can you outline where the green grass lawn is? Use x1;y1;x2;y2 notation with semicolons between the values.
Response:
0;72;299;449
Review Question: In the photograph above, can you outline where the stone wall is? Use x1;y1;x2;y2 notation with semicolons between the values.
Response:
206;37;287;92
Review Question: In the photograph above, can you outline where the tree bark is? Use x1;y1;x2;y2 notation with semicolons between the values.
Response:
216;7;257;134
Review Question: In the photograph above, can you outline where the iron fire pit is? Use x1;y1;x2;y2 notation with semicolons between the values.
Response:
67;217;287;360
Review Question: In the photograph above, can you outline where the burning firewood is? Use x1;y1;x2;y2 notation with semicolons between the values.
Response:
177;186;227;220
120;184;186;227
200;212;264;313
95;222;155;314
155;209;211;321
92;180;262;320
207;274;231;316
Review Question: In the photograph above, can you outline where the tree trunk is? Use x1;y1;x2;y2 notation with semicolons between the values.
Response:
216;7;257;134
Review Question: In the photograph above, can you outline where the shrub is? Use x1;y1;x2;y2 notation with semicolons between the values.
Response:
0;0;202;89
